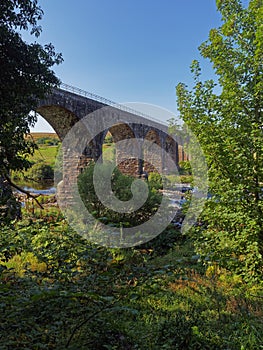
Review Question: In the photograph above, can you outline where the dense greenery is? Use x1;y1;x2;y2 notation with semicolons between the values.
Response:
0;0;62;221
175;0;263;281
0;0;262;348
0;212;262;349
0;0;62;175
36;136;60;146
78;162;164;228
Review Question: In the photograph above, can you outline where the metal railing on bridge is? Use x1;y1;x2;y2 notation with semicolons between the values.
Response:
60;82;168;126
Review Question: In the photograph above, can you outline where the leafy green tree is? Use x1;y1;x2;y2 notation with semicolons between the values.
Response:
175;0;262;280
0;0;62;220
27;161;54;180
78;162;163;227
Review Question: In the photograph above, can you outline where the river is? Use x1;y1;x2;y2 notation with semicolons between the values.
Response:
14;180;56;195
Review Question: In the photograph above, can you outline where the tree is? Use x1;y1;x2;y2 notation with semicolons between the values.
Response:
78;162;163;228
175;0;262;280
0;0;63;221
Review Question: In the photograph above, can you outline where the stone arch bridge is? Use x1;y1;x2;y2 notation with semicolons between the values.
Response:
36;83;187;203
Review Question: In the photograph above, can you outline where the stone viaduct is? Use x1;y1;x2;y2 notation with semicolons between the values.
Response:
36;83;187;204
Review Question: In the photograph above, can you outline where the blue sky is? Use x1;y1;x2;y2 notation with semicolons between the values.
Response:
31;0;223;131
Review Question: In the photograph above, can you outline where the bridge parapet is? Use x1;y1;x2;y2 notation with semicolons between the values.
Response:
59;83;169;127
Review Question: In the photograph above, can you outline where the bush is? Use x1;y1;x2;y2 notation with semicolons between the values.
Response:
0;216;262;349
0;176;21;224
148;172;163;190
37;136;59;146
179;160;192;175
78;162;163;228
27;161;54;180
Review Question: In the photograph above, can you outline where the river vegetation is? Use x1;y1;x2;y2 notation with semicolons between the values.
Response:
1;159;263;349
1;206;262;349
0;0;262;349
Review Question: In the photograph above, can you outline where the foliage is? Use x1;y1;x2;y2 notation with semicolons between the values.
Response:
26;161;54;180
36;136;60;146
54;144;63;182
0;0;62;223
140;224;186;255
179;160;192;175
0;0;62;175
0;176;21;225
78;162;163;228
148;172;163;190
175;0;263;280
12;143;60;183
165;174;194;187
0;214;262;349
104;132;113;144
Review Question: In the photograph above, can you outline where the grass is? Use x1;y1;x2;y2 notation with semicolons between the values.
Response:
102;143;116;162
28;133;60;167
1;207;262;349
29;144;60;167
12;134;61;182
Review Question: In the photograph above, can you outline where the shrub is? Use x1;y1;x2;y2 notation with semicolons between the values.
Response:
27;161;54;180
37;136;59;146
78;162;163;228
148;172;163;190
179;160;192;175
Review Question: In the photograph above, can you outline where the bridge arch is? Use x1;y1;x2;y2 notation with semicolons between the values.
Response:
36;105;79;140
105;123;140;175
35;84;185;206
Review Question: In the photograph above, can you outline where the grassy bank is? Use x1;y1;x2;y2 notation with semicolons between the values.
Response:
12;133;61;182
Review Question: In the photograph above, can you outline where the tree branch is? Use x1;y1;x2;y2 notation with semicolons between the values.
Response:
65;304;114;348
4;174;44;209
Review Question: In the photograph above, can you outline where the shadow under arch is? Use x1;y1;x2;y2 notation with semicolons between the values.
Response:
104;122;141;176
36;105;80;141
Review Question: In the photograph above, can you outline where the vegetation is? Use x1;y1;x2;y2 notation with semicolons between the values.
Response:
173;0;263;281
102;142;116;162
0;211;262;349
0;0;62;221
179;160;192;175
12;134;61;182
0;1;62;175
36;136;60;146
78;162;164;228
0;0;262;349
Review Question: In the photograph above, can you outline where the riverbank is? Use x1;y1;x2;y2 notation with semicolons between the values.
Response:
14;192;57;210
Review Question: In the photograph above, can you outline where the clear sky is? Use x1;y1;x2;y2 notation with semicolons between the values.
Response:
30;0;223;132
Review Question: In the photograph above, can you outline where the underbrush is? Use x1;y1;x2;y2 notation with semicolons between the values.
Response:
0;213;262;349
